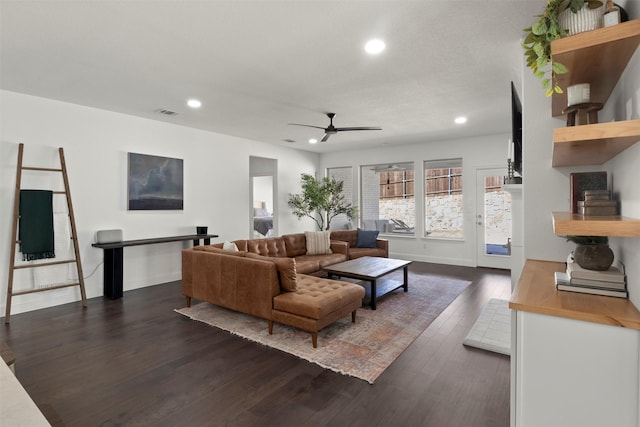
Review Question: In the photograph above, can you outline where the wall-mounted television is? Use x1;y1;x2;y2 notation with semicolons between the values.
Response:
511;81;523;176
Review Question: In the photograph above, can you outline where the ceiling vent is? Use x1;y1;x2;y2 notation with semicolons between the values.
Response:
154;108;178;116
283;138;296;143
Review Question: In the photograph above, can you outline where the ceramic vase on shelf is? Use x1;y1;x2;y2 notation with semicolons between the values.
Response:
559;2;605;36
573;243;614;271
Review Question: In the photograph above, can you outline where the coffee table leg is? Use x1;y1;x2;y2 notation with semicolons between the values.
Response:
403;265;409;292
371;279;377;310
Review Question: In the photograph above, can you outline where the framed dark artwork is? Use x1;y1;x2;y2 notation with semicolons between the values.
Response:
569;171;607;214
128;152;183;210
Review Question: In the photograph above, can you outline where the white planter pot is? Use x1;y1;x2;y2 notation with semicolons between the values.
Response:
559;3;604;36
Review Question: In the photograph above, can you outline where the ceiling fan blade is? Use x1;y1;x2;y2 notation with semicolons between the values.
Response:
288;123;326;130
321;133;331;142
334;126;382;132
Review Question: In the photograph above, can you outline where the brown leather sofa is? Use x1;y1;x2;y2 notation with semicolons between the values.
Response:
330;230;389;259
181;233;365;347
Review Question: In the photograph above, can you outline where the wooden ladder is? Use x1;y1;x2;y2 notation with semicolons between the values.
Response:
5;143;87;323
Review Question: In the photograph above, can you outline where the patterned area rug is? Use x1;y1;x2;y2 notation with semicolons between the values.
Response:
463;298;511;356
175;271;471;384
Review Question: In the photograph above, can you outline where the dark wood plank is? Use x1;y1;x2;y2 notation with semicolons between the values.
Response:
0;262;511;427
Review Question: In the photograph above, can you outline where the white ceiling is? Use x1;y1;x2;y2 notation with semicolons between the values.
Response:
0;0;542;153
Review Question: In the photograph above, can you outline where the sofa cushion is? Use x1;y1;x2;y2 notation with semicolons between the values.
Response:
305;231;332;255
282;233;307;257
222;241;239;251
245;253;298;291
356;228;380;248
273;275;364;319
329;230;358;248
246;237;287;257
292;256;321;274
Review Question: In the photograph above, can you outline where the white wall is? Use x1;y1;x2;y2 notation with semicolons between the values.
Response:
320;134;509;267
522;0;640;308
0;90;319;315
607;2;640;309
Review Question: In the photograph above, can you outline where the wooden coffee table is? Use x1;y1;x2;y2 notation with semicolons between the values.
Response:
324;256;411;310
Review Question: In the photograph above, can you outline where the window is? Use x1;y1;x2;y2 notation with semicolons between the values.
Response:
360;163;415;235
424;159;463;239
327;167;353;230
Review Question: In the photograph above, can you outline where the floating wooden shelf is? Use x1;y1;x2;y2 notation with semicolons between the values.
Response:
552;119;640;166
551;19;640;117
510;259;640;329
552;211;640;237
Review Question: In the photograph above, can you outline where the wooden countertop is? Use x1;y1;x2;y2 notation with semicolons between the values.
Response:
509;259;640;329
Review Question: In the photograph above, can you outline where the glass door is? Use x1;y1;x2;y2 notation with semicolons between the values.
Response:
476;168;512;269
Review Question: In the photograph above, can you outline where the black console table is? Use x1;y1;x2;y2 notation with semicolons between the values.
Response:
92;234;218;299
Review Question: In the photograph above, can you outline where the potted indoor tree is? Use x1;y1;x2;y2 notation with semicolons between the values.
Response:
288;173;357;231
566;235;614;270
523;0;603;96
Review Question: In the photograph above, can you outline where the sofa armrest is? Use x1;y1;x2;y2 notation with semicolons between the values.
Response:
376;239;389;257
330;240;349;256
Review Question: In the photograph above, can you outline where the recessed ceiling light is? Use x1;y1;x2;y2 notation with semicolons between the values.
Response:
187;99;202;109
454;116;467;124
309;138;318;144
365;39;385;55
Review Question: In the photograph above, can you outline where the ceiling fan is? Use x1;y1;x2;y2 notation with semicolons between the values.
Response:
289;112;381;142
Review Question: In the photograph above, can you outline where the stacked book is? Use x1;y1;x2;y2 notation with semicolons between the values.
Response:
577;190;617;216
555;262;627;298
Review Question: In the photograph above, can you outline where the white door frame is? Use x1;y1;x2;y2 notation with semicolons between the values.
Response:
476;167;511;269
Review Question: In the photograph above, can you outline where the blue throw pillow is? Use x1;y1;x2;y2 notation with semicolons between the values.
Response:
356;228;379;248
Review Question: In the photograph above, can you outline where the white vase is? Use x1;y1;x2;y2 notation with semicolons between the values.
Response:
559;3;604;36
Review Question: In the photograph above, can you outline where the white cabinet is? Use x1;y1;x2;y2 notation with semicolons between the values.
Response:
510;260;640;426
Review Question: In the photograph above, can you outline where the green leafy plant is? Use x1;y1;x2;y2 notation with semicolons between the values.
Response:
288;173;357;231
523;0;602;96
566;235;609;245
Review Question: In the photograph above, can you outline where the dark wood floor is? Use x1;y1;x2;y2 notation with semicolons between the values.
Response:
1;262;511;427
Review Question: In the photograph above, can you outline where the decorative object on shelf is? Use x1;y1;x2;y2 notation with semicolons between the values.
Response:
523;0;603;96
603;1;628;26
569;171;607;214
577;189;617;215
505;137;522;184
559;1;605;35
604;0;620;26
505;159;522;184
567;235;614;270
196;226;208;235
567;83;591;105
288;173;357;231
562;102;603;126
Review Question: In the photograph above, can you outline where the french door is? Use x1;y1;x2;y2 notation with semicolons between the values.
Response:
476;168;512;269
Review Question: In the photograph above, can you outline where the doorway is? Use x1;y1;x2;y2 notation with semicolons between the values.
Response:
476;168;512;269
249;157;277;238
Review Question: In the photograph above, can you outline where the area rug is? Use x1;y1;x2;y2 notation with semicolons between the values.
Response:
175;271;471;384
463;298;511;356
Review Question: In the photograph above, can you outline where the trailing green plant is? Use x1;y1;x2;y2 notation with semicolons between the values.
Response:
566;235;609;245
288;173;357;231
523;0;602;96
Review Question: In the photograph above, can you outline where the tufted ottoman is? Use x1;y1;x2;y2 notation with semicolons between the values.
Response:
270;275;365;348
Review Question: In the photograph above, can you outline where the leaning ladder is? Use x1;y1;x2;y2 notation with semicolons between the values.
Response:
5;143;87;323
